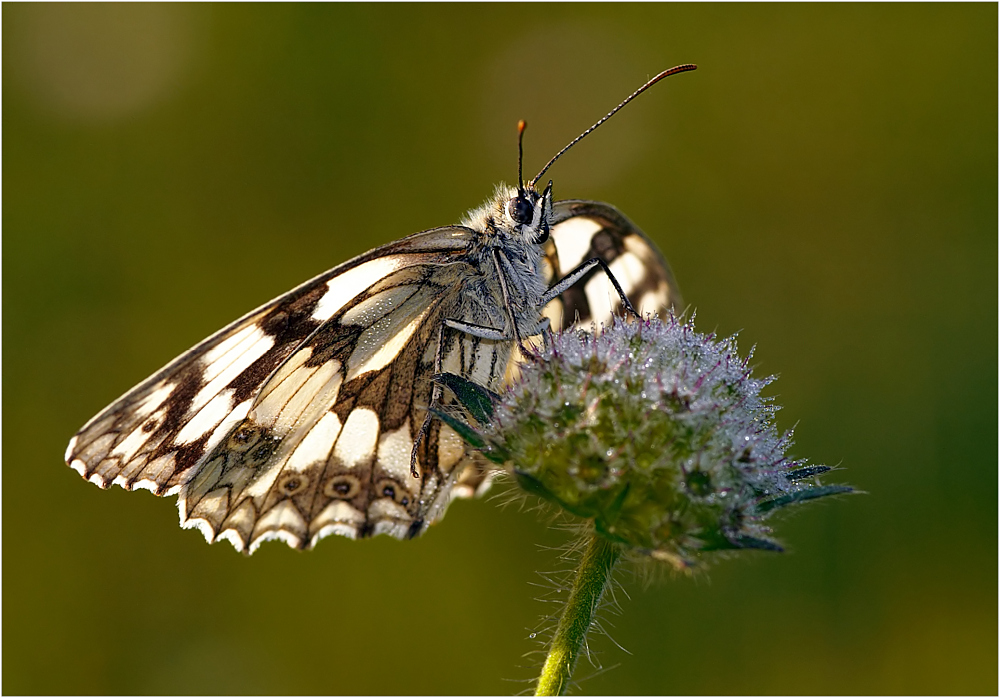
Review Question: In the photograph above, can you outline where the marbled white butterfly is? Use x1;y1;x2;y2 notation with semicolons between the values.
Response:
65;65;695;554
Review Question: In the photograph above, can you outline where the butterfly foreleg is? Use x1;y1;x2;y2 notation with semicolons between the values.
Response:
541;257;640;318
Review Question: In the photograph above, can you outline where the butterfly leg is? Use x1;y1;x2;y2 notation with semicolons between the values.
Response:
444;317;549;343
443;319;507;341
541;257;640;318
534;316;554;352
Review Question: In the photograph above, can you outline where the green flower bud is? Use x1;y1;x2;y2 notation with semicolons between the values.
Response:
436;315;852;570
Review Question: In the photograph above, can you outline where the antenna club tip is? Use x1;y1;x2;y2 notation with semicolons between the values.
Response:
659;64;698;79
518;119;527;133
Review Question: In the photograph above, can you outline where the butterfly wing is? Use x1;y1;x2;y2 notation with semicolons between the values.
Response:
544;199;682;330
66;226;485;553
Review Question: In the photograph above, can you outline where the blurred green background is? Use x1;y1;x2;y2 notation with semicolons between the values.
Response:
4;4;996;695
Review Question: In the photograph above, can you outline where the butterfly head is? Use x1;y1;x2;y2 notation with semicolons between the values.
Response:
496;118;553;246
505;180;553;245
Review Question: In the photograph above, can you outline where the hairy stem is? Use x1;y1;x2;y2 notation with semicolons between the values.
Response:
535;532;622;696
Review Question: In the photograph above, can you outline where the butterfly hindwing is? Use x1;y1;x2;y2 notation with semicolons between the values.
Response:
546;199;682;330
66;226;486;552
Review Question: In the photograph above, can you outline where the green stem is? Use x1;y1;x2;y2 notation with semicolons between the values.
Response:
535;532;622;696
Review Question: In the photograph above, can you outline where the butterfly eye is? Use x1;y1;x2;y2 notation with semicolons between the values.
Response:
508;196;533;224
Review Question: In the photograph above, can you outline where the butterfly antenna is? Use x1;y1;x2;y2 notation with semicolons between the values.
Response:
517;119;527;193
530;64;697;187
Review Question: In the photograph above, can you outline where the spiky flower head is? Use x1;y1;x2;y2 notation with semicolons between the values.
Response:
435;315;851;570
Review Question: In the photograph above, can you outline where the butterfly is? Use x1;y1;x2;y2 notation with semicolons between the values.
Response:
65;64;695;554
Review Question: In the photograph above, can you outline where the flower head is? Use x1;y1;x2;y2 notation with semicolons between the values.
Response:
436;315;851;569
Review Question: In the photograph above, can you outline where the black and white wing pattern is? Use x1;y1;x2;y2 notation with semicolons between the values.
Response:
65;226;494;553
544;199;683;330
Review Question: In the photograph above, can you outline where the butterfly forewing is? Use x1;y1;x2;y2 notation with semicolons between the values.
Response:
546;200;682;331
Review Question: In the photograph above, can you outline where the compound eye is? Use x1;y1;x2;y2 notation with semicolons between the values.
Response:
508;196;533;224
